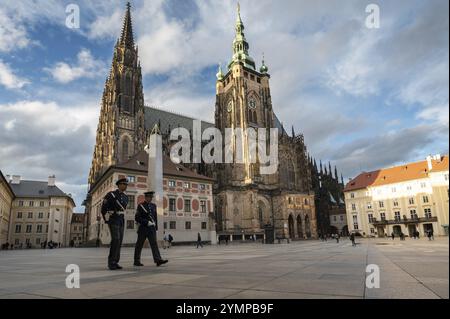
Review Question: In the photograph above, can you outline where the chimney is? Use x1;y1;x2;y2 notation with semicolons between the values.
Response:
426;155;433;171
48;175;56;187
11;175;21;184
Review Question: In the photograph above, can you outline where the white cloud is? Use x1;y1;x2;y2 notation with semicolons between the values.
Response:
0;59;28;89
44;49;106;83
0;9;30;52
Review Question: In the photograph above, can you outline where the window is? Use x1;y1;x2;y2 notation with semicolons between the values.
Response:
15;224;21;233
379;201;384;208
367;202;372;209
200;184;206;190
202;222;207;230
36;238;41;245
420;182;426;188
169;198;176;212
380;212;386;221
333;216;337;222
47;213;50;218
46;225;48;233
40;201;44;207
28;212;33;219
351;203;356;211
392;187;396;193
445;174;449;181
127;176;136;183
19;201;23;207
393;200;399;207
408;198;415;205
29;201;34;207
394;212;401;221
127;195;135;210
36;224;42;233
410;209;417;219
424;208;432;218
352;216;358;230
350;193;355;199
340;215;344;221
185;221;191;230
407;185;412;191
423;196;429;203
17;212;22;219
368;214;374;223
26;225;32;233
25;238;30;245
184;182;190;189
200;200;207;213
163;222;167;230
184;199;191;212
127;220;135;229
38;212;43;219
170;221;176;229
168;180;176;188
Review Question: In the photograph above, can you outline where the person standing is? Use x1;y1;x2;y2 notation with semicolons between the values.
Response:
335;233;340;243
101;178;129;270
196;232;203;248
391;232;395;240
350;233;356;247
133;191;168;267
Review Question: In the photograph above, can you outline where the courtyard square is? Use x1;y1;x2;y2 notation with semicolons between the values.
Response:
0;238;448;299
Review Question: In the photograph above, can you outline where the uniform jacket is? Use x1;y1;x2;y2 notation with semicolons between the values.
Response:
101;189;128;225
135;201;158;233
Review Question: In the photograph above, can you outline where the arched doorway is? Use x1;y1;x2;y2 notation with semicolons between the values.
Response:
297;215;303;239
288;214;295;239
393;225;402;236
305;215;311;238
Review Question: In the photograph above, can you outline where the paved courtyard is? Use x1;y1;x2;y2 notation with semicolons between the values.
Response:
0;238;448;299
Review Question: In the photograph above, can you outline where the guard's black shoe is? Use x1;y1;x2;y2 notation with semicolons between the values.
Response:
134;262;144;267
108;265;118;270
156;259;168;267
115;264;123;270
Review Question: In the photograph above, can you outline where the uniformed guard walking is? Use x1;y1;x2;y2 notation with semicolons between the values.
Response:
101;178;129;270
134;191;168;267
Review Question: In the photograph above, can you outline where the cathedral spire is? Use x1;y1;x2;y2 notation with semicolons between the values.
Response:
120;2;135;48
291;125;295;138
229;3;256;70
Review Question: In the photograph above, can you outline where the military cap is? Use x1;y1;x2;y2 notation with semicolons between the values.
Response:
144;191;155;196
116;178;129;186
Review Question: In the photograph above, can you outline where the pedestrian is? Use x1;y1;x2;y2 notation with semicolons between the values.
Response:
101;178;129;270
225;236;229;245
335;233;339;243
430;230;434;240
391;232;395;240
168;234;174;248
197;232;203;248
133;191;168;267
163;232;169;249
350;233;356;247
427;230;432;241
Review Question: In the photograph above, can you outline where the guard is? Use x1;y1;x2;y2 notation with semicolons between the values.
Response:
101;178;129;270
134;191;168;267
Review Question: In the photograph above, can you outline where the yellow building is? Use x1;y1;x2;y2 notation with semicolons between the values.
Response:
344;155;449;238
8;175;75;248
0;171;14;248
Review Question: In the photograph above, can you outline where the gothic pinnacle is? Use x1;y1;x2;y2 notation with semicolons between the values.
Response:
120;2;135;48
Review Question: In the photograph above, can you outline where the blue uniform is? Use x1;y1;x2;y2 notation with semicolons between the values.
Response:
101;189;128;268
134;201;163;264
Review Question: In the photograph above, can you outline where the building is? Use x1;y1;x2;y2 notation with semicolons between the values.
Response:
86;151;215;246
344;154;449;238
8;175;75;248
70;214;85;246
85;3;319;244
0;171;14;248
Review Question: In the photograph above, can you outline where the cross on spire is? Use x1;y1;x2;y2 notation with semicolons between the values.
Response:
120;2;135;48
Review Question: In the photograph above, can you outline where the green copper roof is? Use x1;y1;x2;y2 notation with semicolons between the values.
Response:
228;3;256;71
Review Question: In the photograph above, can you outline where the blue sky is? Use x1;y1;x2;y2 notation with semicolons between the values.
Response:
0;0;448;212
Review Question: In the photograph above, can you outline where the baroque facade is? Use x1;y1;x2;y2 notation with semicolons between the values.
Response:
86;3;321;242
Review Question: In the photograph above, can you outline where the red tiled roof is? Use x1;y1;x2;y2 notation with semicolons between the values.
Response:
344;155;449;192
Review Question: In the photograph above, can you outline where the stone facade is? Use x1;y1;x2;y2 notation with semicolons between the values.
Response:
0;171;14;247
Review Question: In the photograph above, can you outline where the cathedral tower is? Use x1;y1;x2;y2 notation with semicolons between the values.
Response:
88;3;145;187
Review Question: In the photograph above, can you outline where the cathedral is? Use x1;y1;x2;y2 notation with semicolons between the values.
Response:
86;3;350;242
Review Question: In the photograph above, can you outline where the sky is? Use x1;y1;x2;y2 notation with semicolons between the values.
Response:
0;0;448;213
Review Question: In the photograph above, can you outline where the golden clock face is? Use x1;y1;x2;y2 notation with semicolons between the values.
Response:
227;102;233;113
248;99;256;109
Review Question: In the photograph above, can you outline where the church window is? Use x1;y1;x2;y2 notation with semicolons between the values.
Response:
122;138;129;162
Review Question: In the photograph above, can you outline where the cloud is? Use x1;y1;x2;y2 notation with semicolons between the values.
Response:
0;59;28;89
44;49;106;83
0;9;30;52
0;100;99;212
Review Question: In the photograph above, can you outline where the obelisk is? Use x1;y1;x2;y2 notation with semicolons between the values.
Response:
146;124;164;243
